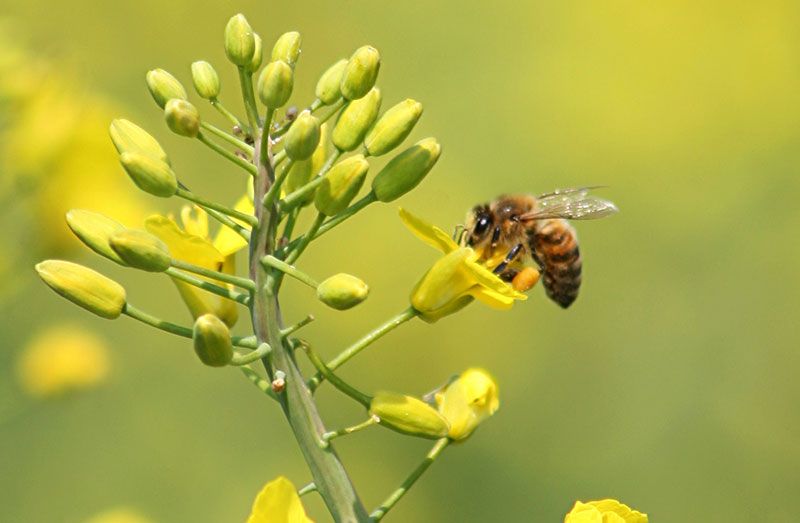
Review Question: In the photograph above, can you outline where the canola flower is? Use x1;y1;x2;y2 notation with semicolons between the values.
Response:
30;13;626;521
16;324;110;397
565;499;648;523
83;507;155;523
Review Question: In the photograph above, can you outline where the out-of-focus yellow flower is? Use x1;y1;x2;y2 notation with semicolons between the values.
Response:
0;28;146;254
246;476;313;523
16;324;110;398
435;368;499;440
84;507;155;523
145;199;251;327
565;499;648;523
400;208;526;322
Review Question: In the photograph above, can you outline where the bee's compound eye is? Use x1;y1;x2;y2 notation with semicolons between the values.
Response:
473;215;492;236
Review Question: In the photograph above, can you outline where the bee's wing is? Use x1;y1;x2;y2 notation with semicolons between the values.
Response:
521;188;618;221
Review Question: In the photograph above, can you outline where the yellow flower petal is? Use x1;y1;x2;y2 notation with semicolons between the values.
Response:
464;257;527;299
399;208;458;253
180;205;209;238
565;500;648;523
247;476;313;523
213;194;253;257
145;214;224;269
411;248;477;314
435;368;499;440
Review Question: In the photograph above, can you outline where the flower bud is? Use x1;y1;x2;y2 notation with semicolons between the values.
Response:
371;137;441;202
119;152;178;198
66;210;127;265
191;61;220;100
248;33;263;72
316;273;369;310
365;99;423;156
35;260;126;319
284;110;320;161
257;61;293;108
224;14;256;67
271;31;301;67
341;46;381;101
109;119;170;165
165;99;200;138
314;155;368;216
369;392;450;439
435;368;499;440
315;59;347;105
283;124;328;205
146;69;187;109
332;87;381;151
109;229;171;272
192;314;234;367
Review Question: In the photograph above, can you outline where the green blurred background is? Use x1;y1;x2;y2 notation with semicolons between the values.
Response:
2;0;799;521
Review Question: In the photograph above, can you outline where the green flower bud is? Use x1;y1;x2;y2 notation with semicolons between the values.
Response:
224;14;256;67
257;61;293;108
109;229;171;272
314;155;369;216
332;87;381;151
341;46;381;101
371;137;441;202
283;124;328;205
35;260;127;319
365;99;423;156
284;110;320;161
315;59;347;105
271;31;301;67
119;152;178;198
191;61;220;100
145;69;187;109
193;314;234;367
66;210;127;265
369;392;450;439
248;33;263;72
109;119;170;165
165;99;200;138
316;273;369;310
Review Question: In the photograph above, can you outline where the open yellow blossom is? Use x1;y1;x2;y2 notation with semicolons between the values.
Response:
247;476;313;523
399;208;526;322
435;368;499;440
84;507;155;523
565;499;648;523
145;198;252;327
16;324;110;398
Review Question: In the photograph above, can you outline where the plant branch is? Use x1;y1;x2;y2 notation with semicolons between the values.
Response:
196;132;258;176
165;267;250;306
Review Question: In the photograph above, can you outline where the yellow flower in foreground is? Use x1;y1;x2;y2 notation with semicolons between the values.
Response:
84;507;155;523
16;324;110;398
145;199;252;327
565;499;648;523
247;476;313;523
435;368;499;440
400;208;526;322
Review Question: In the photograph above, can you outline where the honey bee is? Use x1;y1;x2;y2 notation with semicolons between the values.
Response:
460;188;618;308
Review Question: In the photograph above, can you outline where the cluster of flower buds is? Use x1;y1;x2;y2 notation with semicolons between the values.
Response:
34;12;509;521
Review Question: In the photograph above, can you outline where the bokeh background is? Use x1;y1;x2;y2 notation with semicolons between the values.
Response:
2;1;799;521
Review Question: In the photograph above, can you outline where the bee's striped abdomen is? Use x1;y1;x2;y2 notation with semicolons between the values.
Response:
530;219;582;308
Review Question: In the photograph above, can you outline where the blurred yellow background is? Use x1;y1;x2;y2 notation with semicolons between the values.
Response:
2;1;799;521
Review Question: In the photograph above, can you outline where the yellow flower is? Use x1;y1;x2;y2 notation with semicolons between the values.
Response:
399;208;526;322
84;507;155;523
565;499;648;523
246;476;313;523
16;323;110;398
435;368;499;440
145;199;252;327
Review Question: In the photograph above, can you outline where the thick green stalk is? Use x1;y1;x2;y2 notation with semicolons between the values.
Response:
250;123;369;522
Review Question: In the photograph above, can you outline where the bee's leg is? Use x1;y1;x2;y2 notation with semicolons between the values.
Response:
490;225;502;247
493;243;523;275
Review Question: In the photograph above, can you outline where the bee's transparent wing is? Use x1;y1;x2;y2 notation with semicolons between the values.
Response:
521;187;619;221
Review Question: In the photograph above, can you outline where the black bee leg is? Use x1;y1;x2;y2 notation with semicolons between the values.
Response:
493;243;523;274
490;225;501;247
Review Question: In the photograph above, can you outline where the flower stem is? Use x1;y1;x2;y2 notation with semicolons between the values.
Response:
230;342;272;366
165;267;251;306
284;212;325;265
262;159;293;210
308;307;419;392
239;366;277;400
123;303;256;348
280;314;315;338
271;97;325;138
261;255;318;289
171;259;255;290
323;417;378;443
297;482;318;497
200;121;253;155
238;67;260;134
300;341;372;408
370;438;450;521
176;187;258;227
279;149;342;212
210;98;245;130
196;132;258;176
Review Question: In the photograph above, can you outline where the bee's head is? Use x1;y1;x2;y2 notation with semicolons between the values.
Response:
465;205;494;247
